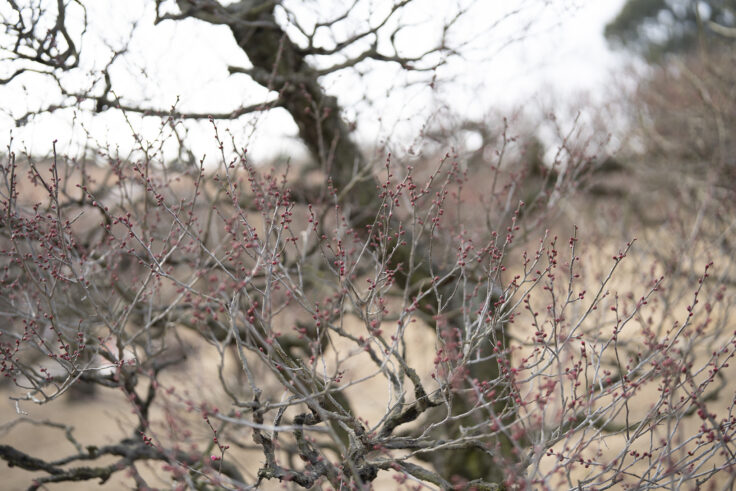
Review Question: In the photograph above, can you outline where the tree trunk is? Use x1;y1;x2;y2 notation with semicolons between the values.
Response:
179;0;512;483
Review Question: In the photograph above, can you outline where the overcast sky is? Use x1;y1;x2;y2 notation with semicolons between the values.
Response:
0;1;627;164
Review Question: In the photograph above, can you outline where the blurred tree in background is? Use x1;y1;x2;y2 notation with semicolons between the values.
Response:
605;0;736;59
605;0;736;289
